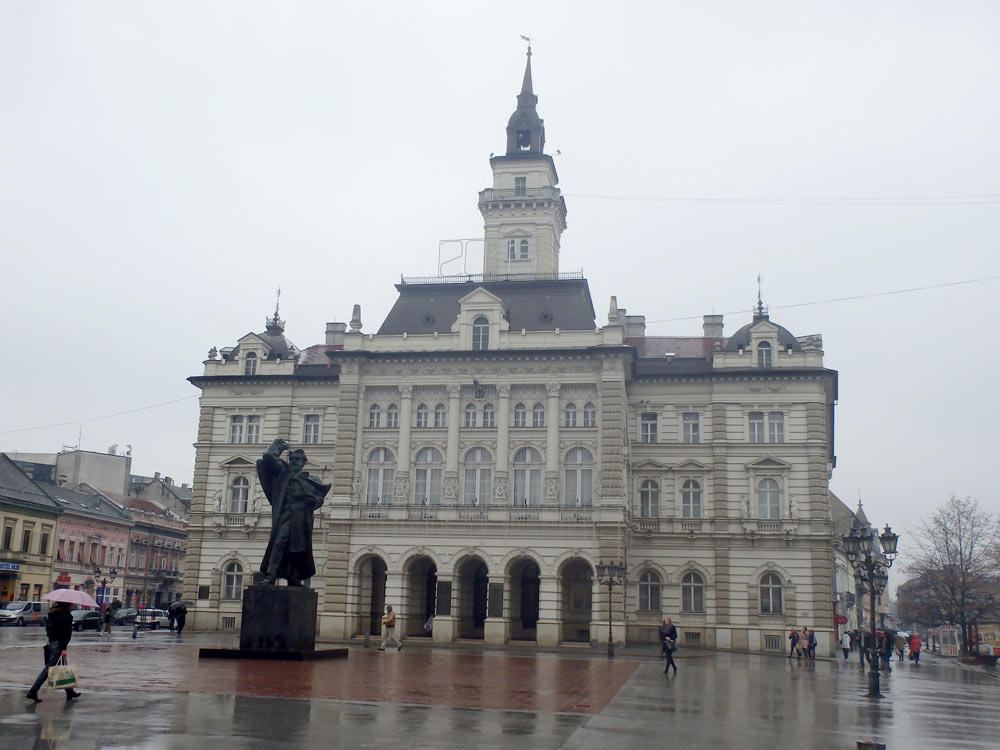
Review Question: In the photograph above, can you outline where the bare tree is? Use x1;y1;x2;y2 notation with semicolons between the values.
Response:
906;495;1000;655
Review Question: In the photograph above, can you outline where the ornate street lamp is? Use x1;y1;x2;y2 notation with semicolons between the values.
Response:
93;566;118;607
842;521;900;699
595;560;626;659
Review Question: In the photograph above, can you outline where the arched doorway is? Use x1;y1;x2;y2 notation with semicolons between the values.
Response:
509;558;540;641
405;556;437;637
357;556;387;636
560;559;593;643
456;558;488;639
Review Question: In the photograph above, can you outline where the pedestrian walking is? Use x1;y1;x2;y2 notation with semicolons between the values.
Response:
908;633;922;664
840;630;852;659
659;617;678;674
168;605;177;631
101;604;112;638
378;604;401;651
806;628;817;660
787;628;798;658
860;629;872;667
879;632;893;671
26;602;81;703
894;631;907;662
796;629;809;659
175;605;187;636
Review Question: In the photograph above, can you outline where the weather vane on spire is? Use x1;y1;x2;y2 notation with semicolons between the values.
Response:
274;287;281;318
520;34;532;54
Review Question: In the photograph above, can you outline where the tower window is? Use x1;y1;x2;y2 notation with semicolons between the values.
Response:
514;176;526;196
757;341;772;367
243;352;257;376
517;130;531;150
472;316;489;351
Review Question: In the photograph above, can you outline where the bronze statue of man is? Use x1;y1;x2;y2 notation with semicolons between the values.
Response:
256;438;330;586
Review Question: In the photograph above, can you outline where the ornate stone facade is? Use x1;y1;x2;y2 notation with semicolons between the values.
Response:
182;51;844;656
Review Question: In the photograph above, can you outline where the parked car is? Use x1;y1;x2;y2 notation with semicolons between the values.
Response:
112;607;138;625
135;608;169;630
0;601;50;627
71;609;102;631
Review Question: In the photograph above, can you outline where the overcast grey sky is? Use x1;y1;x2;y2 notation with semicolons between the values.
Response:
2;2;997;537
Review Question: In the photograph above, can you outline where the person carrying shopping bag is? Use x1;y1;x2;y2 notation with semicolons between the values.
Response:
26;601;81;703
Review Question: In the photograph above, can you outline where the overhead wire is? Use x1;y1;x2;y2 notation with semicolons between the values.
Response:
0;395;199;435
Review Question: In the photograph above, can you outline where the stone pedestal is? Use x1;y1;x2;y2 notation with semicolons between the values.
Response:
484;617;507;645
200;585;347;661
431;615;457;643
536;619;560;646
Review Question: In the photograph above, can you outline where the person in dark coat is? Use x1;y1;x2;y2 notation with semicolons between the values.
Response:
256;439;331;585
175;605;187;636
659;617;678;674
26;601;81;702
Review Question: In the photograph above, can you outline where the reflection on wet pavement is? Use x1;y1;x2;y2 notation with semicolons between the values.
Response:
0;631;997;749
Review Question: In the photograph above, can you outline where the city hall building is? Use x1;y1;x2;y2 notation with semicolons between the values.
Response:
184;52;841;656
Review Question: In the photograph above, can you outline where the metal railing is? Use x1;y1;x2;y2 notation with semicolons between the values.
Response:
479;186;562;201
400;270;583;285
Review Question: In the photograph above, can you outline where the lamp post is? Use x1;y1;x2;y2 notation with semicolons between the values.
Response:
92;566;118;607
843;523;899;698
595;560;626;659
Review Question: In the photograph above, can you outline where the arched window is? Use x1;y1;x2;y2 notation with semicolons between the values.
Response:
519;239;529;259
472;316;489;351
564;448;593;507
366;447;395;506
243;352;257;376
583;402;597;428
757;478;780;519
482;403;495;428
386;403;399;429
229;476;249;514
223;562;244;600
638;571;661;611
369;403;381;428
434;403;447;428
757;341;772;367
532;402;545;428
414;447;443;506
640;480;659;518
464;403;477;428
463;447;492;506
682;480;702;518
513;447;542;506
564;402;577;427
681;572;705;613
416;403;429;429
513;403;527;428
760;573;783;614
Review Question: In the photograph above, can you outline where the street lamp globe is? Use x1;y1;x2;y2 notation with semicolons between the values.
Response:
842;531;860;560
879;525;899;561
858;530;874;556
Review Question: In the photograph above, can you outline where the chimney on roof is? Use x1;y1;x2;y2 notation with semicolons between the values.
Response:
703;314;724;338
154;472;160;480
326;321;347;346
181;483;189;490
164;476;173;486
624;315;645;338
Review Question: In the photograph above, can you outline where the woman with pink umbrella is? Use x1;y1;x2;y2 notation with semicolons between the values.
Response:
25;589;95;702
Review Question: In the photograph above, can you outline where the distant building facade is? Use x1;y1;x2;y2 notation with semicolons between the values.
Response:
0;454;60;603
184;51;846;656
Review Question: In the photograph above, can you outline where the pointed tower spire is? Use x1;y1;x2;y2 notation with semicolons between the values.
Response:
519;39;535;101
506;40;544;155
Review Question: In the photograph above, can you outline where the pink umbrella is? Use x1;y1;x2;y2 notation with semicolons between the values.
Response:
42;589;99;608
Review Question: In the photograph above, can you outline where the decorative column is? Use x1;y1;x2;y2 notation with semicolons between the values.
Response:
495;384;511;504
544;383;561;505
432;575;456;643
535;574;560;646
444;384;462;504
395;385;413;504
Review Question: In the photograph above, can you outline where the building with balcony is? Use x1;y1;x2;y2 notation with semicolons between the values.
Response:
184;49;844;656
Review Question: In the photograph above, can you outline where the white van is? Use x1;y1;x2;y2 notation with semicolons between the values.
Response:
0;600;50;626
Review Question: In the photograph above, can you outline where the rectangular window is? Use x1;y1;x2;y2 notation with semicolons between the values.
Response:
2;524;13;550
246;415;261;444
507;239;517;261
683;412;700;444
514;176;526;196
303;414;320;444
21;528;31;553
768;412;784;443
463;468;492;506
229;415;244;444
482;407;495;428
749;411;764;443
39;527;51;556
640;413;657;443
130;549;137;567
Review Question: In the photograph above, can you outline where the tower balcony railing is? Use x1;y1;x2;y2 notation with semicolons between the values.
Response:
400;270;583;285
478;186;562;202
